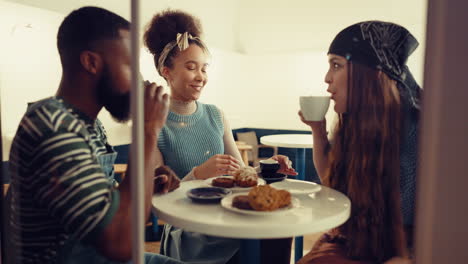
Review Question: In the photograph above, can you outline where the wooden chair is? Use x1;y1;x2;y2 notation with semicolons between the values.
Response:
3;183;9;196
114;163;128;182
235;141;253;165
113;163;165;238
236;131;278;166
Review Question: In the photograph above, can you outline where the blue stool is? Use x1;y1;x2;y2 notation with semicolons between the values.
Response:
240;239;260;264
294;148;306;262
151;213;159;237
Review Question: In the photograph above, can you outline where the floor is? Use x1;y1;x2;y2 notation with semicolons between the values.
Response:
144;232;324;264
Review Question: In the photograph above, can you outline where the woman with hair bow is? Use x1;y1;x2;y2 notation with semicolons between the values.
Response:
298;21;421;264
144;9;297;264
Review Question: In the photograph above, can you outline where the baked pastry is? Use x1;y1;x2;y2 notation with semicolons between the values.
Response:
247;185;291;211
233;166;258;187
212;177;235;188
276;189;292;209
232;195;253;210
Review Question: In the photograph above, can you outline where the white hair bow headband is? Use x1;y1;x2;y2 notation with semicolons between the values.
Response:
156;32;208;76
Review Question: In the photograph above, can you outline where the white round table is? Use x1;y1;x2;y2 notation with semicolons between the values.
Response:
260;134;314;183
260;133;315;262
152;180;350;263
260;134;313;149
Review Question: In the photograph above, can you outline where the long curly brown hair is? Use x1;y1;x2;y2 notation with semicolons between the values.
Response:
324;62;408;262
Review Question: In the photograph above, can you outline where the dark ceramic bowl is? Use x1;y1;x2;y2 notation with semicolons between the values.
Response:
259;160;281;173
258;172;287;184
186;187;232;203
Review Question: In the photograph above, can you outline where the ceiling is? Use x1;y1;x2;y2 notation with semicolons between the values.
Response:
4;0;428;54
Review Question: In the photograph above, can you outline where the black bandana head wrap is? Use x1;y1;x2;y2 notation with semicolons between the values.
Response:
328;21;422;110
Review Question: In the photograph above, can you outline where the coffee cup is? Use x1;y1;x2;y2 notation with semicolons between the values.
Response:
299;95;331;121
259;159;280;173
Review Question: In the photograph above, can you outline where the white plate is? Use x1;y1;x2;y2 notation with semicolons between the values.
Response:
204;176;266;192
270;179;322;195
220;193;300;216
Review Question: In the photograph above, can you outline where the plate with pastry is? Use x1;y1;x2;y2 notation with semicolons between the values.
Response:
220;185;300;216
270;179;322;195
205;166;266;192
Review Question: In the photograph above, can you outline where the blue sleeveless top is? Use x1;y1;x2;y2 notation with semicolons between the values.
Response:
158;102;224;178
158;102;240;264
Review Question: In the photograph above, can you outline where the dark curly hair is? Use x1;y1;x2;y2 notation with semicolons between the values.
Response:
144;9;204;75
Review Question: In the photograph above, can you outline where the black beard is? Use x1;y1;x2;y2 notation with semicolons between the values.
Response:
96;67;130;123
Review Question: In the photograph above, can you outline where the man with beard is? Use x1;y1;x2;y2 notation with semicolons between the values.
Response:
6;6;182;264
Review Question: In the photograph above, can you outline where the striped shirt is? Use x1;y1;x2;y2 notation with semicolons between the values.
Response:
8;97;119;263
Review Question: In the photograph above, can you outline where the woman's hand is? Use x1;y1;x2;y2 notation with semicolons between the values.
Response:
298;110;327;135
194;154;242;180
270;155;298;176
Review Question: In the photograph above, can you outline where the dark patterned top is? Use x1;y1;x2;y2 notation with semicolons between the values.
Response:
400;107;419;226
8;97;119;263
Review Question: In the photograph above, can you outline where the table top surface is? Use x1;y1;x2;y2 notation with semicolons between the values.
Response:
260;134;313;148
152;180;350;239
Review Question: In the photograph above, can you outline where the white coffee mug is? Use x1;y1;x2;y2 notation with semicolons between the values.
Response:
299;96;331;121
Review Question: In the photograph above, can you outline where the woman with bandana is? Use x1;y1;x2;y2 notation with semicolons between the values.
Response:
298;21;421;264
143;9;297;264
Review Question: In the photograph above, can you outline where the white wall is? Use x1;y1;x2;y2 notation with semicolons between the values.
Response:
208;47;425;132
0;1;427;160
225;51;334;130
0;1;63;159
237;0;427;53
6;0;242;52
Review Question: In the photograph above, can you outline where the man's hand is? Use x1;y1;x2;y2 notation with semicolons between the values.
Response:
144;82;169;134
154;166;180;194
